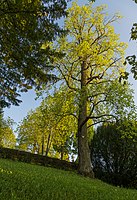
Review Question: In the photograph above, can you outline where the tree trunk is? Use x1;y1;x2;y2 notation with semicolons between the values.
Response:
78;61;94;178
41;134;44;155
45;133;51;156
60;146;64;160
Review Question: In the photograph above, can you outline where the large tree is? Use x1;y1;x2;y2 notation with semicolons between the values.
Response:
0;0;69;108
52;2;135;177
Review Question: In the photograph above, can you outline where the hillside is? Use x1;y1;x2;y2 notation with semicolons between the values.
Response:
0;158;137;200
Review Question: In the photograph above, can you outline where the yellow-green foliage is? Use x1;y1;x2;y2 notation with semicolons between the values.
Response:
0;127;16;148
52;1;134;128
17;87;77;159
55;2;127;84
0;114;16;149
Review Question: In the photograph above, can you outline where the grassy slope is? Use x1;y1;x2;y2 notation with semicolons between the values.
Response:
0;158;137;200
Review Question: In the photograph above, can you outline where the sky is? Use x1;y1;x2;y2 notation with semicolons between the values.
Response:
4;0;137;130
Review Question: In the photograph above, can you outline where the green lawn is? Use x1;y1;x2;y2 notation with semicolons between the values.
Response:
0;158;137;200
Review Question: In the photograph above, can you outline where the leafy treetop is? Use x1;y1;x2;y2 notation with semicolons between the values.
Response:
0;0;69;108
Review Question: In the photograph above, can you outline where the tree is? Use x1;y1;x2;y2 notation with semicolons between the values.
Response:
91;120;137;189
52;2;135;177
17;86;78;160
38;87;77;159
0;113;16;148
17;110;42;153
0;0;68;108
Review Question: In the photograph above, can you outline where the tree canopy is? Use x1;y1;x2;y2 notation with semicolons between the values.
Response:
17;86;77;160
0;0;68;108
0;112;16;148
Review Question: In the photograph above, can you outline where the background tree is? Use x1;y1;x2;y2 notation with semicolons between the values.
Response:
0;112;16;148
91;120;137;189
17;109;43;153
38;87;78;159
52;2;134;177
0;0;69;108
17;86;78;160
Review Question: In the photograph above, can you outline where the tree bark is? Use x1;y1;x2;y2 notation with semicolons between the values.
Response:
45;133;51;156
41;134;44;155
60;146;64;160
78;61;94;178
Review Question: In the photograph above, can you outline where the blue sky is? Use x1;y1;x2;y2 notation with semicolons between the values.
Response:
4;0;137;128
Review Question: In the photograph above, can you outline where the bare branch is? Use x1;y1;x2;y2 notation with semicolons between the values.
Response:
87;92;107;99
56;64;77;91
90;114;117;120
87;118;116;129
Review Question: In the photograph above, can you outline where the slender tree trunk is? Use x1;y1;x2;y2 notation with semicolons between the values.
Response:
41;134;44;155
32;142;36;154
61;148;64;160
45;133;51;156
78;61;94;178
60;145;64;160
38;144;40;154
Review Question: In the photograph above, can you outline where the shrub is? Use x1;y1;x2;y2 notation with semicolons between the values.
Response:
91;121;137;189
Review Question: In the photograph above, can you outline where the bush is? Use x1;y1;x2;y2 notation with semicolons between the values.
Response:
91;121;137;189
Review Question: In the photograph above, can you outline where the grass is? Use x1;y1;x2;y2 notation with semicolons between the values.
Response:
0;158;137;200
